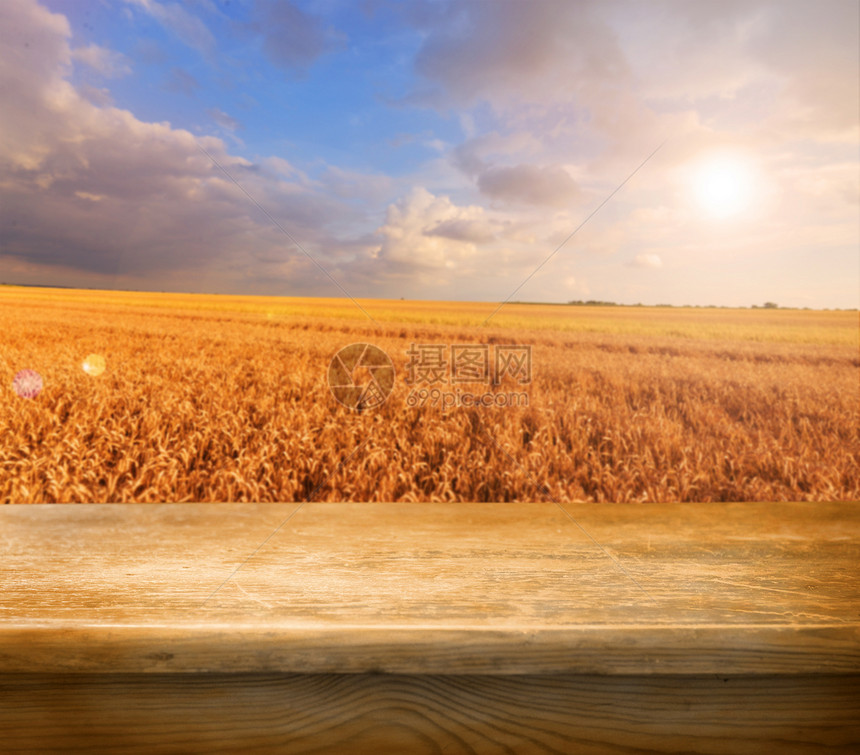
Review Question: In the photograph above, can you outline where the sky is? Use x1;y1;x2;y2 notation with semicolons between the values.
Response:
0;0;858;308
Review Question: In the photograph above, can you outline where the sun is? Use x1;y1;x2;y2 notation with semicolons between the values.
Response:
690;153;757;219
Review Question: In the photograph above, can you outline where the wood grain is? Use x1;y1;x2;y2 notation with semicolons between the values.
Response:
1;503;858;752
1;502;858;674
2;673;859;754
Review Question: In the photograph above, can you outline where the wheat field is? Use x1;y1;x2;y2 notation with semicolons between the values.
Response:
1;286;857;503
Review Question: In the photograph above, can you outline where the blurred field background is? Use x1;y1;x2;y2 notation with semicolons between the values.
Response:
2;285;857;502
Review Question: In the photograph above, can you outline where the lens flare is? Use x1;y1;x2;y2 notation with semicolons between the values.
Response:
82;353;106;376
13;369;43;399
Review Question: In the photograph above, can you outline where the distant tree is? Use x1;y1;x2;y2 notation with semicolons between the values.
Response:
763;301;778;309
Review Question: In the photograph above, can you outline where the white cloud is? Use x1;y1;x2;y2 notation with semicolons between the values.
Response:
124;0;215;56
632;253;663;269
71;44;131;77
376;187;494;269
74;191;105;202
78;84;114;107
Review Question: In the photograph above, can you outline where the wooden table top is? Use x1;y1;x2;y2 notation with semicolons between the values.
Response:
1;502;858;675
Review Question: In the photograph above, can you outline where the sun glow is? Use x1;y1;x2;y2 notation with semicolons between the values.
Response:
691;153;758;220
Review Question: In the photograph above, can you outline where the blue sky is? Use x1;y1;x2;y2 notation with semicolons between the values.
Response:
1;0;858;307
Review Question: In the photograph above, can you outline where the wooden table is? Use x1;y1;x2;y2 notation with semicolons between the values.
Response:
2;502;858;753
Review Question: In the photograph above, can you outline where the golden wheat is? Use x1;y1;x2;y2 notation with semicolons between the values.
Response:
1;287;857;502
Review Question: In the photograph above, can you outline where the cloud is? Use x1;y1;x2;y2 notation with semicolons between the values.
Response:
79;84;114;107
745;0;859;137
451;132;582;207
407;0;857;155
631;253;663;269
612;1;769;103
318;164;392;204
164;67;200;96
0;0;363;294
376;187;494;269
125;0;215;57
71;43;131;77
402;0;662;157
477;163;579;207
250;0;341;73
1;0;856;307
208;107;241;132
426;217;495;244
388;0;857;305
134;37;167;64
411;0;626;108
452;130;543;175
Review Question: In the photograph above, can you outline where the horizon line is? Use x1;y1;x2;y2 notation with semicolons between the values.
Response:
0;282;856;312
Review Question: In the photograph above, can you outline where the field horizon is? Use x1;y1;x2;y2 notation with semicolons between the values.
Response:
3;282;857;311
